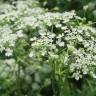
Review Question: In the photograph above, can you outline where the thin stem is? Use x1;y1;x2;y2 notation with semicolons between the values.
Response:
51;25;57;96
16;57;21;96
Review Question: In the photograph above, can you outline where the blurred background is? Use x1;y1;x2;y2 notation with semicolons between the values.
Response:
0;0;96;21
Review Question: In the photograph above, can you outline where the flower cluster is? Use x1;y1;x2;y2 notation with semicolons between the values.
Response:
0;0;96;82
0;25;24;56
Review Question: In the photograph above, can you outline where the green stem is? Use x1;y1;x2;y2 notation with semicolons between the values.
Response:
51;25;57;96
51;60;56;96
16;58;21;96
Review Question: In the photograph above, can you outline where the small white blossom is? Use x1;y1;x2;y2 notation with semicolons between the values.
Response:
5;48;13;57
29;51;35;58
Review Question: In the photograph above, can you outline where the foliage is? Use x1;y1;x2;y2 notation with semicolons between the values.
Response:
38;0;96;21
0;0;96;96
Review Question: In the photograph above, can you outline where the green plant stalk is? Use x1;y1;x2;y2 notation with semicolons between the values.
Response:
16;57;21;96
51;60;56;96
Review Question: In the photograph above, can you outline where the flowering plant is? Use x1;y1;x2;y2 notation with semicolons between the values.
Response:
0;0;96;96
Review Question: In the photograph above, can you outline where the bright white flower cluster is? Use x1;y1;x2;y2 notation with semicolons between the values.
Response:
69;49;96;80
27;12;96;80
0;3;14;14
0;25;24;56
0;0;96;81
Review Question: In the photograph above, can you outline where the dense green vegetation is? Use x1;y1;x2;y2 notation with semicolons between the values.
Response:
0;0;96;96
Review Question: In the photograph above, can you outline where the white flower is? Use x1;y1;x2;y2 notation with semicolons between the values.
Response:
0;26;18;53
57;41;65;47
72;71;82;80
30;37;37;41
5;48;13;57
29;51;35;58
16;30;24;37
56;24;62;28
